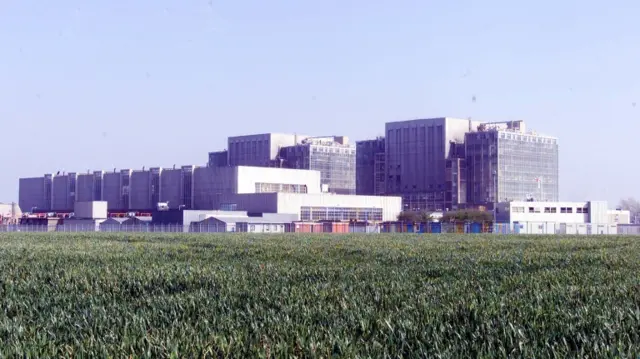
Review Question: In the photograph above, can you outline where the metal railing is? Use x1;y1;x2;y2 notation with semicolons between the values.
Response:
0;222;630;235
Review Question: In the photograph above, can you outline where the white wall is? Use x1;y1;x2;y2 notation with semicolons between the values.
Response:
608;210;631;224
236;167;321;194
276;193;402;221
589;201;608;224
216;193;402;221
74;201;108;219
506;201;590;224
503;201;624;235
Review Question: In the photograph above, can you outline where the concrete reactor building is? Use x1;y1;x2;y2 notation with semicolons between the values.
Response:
278;136;356;195
225;133;309;167
465;121;559;206
384;117;479;211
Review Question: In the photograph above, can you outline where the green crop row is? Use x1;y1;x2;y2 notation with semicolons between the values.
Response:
0;233;638;358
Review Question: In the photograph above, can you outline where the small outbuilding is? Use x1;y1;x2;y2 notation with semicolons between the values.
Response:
190;213;297;233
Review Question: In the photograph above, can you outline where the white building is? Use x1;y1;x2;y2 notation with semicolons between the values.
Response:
0;202;21;224
218;192;402;222
193;166;322;209
496;200;630;234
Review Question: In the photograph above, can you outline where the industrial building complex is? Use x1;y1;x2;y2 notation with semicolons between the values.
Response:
13;117;631;234
354;119;560;212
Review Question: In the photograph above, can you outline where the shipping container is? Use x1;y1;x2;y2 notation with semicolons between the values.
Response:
381;222;407;233
294;222;324;233
320;222;350;233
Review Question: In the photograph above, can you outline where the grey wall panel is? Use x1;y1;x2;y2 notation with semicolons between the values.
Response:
19;177;46;212
193;167;237;210
52;175;71;211
103;172;121;211
160;169;182;208
130;171;151;211
76;174;95;203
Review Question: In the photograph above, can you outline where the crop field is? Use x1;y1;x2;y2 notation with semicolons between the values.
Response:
0;233;638;358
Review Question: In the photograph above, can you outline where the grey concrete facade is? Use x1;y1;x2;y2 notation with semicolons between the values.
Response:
76;173;99;203
208;150;228;167
356;137;385;195
385;117;477;211
102;170;131;211
227;133;308;167
51;173;77;212
193;167;238;210
160;168;182;208
130;170;152;211
19;177;47;213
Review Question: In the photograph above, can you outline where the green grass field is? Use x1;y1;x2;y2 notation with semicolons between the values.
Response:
0;233;638;358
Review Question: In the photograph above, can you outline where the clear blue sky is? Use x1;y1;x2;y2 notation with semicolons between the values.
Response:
1;0;638;204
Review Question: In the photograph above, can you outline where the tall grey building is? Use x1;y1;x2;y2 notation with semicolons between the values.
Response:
19;175;51;213
279;136;356;195
51;172;77;212
385;117;477;211
356;137;385;195
227;133;308;167
465;121;559;206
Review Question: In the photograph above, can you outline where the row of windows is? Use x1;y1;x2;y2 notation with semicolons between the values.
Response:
254;183;308;194
300;206;383;221
311;146;355;155
498;132;558;144
512;206;589;214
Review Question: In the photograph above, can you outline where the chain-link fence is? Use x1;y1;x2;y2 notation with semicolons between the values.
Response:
0;221;630;235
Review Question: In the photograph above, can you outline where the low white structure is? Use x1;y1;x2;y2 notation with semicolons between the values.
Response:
190;213;297;233
74;201;108;219
217;192;402;222
193;166;322;209
0;202;21;224
496;200;630;234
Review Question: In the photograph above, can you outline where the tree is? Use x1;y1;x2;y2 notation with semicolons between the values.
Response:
442;210;493;223
397;210;434;223
619;197;640;223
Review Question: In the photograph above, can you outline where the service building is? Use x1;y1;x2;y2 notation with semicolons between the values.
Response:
192;166;321;210
218;192;402;222
495;200;630;234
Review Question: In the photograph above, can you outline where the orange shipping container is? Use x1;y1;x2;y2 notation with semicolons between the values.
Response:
332;222;349;233
295;222;325;233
